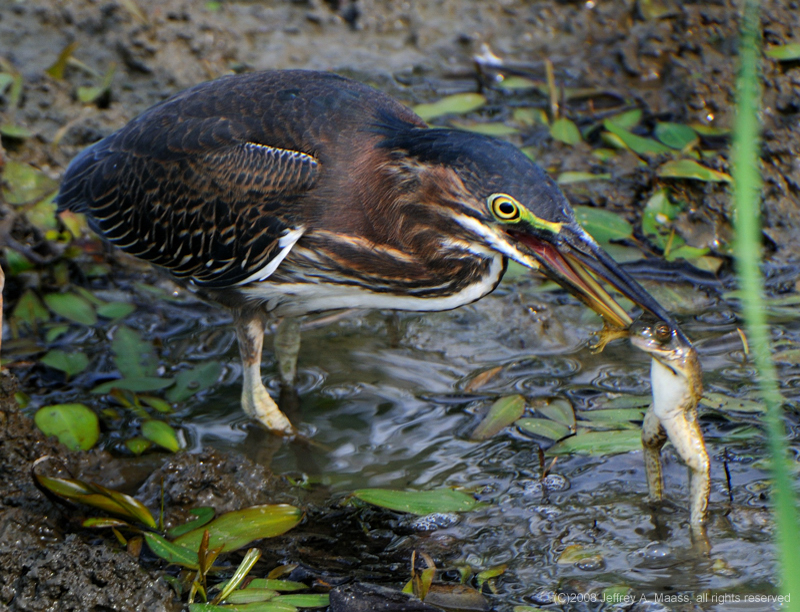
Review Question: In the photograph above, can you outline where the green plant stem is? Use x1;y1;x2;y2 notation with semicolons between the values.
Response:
733;0;800;602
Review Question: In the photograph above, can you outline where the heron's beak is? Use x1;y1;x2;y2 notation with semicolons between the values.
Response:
508;224;680;332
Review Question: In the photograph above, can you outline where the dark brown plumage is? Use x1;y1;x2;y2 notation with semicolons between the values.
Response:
57;69;679;434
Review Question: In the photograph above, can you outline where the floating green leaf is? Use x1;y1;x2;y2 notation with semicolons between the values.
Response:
141;419;181;452
168;507;216;539
550;118;582;145
665;244;709;262
92;376;174;394
40;349;89;378
34;403;99;450
603;120;671;156
273;594;330;608
470;394;526;441
413;93;486;122
140;395;173;413
174;505;303;553
535;398;576;430
701;392;765;414
516;418;571;441
556;171;611;184
581;408;645;428
144;532;200;569
244;580;308;592
82;517;131;529
765;43;800;60
44;292;97;326
352;488;478;515
642;188;681;241
4;248;34;275
112;325;158;378
548;429;643;455
225;590;279;604
657;159;732;182
654;122;699;150
189;603;297;612
166;361;223;402
25;192;59;231
2;160;59;205
573;206;633;244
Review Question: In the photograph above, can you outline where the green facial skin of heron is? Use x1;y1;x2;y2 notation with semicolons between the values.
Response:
631;319;710;548
55;70;685;437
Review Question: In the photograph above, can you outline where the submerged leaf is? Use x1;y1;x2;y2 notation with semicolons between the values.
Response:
605;109;642;130
174;505;303;553
44;292;97;326
535;398;576;430
272;594;330;608
34;404;99;450
353;488;478;515
470;394;526;441
92;377;174;394
40;350;89;378
166;361;222;402
413;93;486;122
701;392;765;414
111;325;158;378
11;290;50;327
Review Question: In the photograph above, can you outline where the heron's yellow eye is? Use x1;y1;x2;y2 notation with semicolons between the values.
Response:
488;194;521;221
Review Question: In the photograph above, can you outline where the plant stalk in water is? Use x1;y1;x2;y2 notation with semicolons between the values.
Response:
733;0;800;602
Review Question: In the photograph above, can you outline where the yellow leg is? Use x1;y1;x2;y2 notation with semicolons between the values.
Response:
274;317;301;387
235;311;294;435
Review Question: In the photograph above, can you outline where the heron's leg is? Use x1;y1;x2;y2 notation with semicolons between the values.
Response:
659;407;710;537
274;317;301;387
235;310;294;435
642;406;667;502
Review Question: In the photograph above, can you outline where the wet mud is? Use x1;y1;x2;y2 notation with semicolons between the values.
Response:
2;0;800;610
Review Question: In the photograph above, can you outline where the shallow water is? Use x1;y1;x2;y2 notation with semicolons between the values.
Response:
15;263;798;610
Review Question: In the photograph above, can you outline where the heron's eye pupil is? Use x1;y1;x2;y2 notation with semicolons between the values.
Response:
488;194;521;221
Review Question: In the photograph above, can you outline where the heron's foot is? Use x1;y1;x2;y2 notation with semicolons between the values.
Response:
242;379;295;435
274;317;301;387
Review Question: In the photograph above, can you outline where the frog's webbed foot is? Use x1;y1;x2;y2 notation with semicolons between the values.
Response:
642;406;667;502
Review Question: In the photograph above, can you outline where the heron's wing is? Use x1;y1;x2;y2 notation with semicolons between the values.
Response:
57;116;318;288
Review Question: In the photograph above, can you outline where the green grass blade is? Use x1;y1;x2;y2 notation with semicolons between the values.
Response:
732;0;800;603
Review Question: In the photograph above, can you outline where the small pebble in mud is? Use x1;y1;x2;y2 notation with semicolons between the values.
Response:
404;512;460;531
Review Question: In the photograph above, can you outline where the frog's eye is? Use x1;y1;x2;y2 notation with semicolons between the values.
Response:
488;194;521;222
655;323;672;341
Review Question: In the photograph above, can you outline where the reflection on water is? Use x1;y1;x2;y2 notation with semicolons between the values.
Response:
17;270;800;610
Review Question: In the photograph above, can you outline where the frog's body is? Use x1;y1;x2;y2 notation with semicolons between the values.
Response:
631;320;710;542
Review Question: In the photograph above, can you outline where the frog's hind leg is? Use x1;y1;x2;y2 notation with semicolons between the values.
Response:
642;406;667;501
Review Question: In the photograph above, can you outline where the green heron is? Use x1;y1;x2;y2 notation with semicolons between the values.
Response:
57;70;680;435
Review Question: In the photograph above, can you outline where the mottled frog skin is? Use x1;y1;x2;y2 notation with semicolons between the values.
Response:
631;319;710;544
